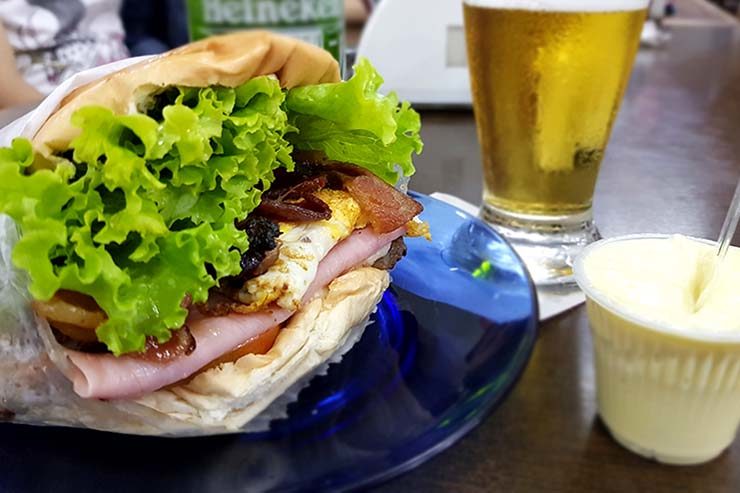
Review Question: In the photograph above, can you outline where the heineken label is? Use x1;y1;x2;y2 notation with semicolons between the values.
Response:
187;0;344;63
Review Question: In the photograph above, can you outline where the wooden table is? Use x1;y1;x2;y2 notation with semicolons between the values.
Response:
373;22;740;493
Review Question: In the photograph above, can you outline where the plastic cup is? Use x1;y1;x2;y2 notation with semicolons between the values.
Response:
574;234;740;465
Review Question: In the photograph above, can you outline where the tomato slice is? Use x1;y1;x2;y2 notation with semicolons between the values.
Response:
165;325;282;389
201;325;281;371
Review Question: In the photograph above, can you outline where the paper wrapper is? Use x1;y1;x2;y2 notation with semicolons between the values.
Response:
0;57;151;147
0;59;383;436
0;210;380;435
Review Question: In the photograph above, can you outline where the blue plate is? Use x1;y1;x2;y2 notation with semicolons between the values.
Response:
0;193;538;493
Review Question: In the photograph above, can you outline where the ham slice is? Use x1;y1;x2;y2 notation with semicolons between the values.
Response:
64;226;405;400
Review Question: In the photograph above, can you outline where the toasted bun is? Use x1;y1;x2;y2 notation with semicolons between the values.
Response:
133;267;390;431
32;31;340;158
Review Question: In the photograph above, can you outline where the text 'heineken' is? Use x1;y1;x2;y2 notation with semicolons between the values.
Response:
188;0;344;63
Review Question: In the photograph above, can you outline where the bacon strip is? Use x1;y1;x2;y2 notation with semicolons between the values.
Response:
63;226;405;400
135;326;197;363
256;175;332;222
344;175;423;234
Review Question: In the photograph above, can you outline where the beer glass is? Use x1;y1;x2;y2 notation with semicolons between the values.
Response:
463;0;648;285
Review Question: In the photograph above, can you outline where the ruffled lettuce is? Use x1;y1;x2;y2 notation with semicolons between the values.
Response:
0;59;422;355
0;77;293;355
285;57;423;184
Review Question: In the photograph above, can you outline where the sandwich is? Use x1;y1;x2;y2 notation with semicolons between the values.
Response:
0;31;425;434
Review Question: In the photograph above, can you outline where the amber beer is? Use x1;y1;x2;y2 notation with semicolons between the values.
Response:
463;0;647;217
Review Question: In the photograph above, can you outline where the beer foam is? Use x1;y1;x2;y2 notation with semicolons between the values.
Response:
463;0;649;12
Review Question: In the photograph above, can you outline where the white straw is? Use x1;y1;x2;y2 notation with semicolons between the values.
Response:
696;176;740;310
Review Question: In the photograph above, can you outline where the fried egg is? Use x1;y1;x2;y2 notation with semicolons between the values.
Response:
237;190;365;311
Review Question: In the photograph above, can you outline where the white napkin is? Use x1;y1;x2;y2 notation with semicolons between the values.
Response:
431;192;585;321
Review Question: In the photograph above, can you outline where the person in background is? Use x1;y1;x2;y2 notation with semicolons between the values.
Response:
0;23;42;109
0;0;129;108
121;0;188;56
346;0;371;25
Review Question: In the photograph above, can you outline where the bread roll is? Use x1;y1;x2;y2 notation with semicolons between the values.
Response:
33;31;340;157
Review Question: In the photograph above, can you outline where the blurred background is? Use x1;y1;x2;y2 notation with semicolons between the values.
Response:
0;0;737;112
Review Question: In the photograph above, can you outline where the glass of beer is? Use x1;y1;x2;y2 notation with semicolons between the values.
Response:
463;0;648;285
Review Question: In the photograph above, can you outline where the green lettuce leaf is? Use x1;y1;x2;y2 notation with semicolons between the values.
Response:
285;57;423;184
0;76;293;355
0;59;422;356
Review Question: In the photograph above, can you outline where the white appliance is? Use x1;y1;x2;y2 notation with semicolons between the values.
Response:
355;0;472;106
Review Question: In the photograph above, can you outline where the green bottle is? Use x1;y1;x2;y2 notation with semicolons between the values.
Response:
186;0;345;65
